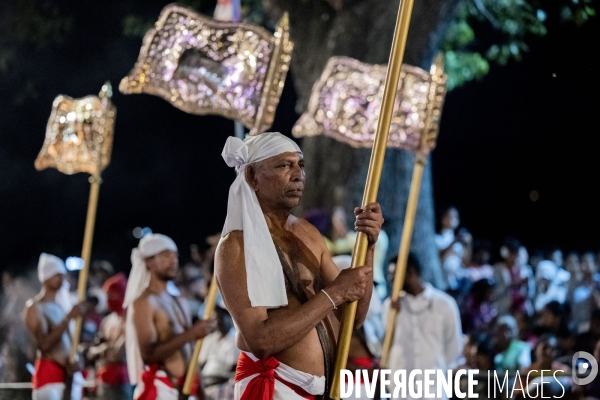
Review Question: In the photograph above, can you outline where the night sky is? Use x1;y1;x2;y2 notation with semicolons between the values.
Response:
1;0;599;273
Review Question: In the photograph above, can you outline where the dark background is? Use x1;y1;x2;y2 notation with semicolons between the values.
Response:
0;0;598;272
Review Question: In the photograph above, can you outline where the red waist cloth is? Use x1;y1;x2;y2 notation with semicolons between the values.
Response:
137;364;198;400
32;359;65;389
97;363;129;385
345;357;377;384
234;352;315;400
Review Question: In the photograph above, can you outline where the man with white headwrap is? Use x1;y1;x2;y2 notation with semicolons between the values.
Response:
216;132;384;400
124;233;216;400
24;253;92;400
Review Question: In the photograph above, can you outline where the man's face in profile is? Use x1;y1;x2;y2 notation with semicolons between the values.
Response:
147;249;179;281
249;151;305;211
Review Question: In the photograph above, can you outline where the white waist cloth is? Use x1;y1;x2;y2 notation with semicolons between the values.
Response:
32;372;83;400
234;351;325;400
132;369;196;400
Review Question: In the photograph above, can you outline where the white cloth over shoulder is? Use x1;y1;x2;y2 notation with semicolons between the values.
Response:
221;132;302;308
123;234;178;385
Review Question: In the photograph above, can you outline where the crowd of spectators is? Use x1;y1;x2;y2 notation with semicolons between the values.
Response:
1;206;599;399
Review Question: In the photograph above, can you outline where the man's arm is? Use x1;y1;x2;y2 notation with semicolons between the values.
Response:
132;297;215;365
443;298;463;369
24;301;87;353
216;232;370;360
319;232;373;329
319;203;383;328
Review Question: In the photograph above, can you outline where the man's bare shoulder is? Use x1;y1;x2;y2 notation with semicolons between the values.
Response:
24;294;43;312
218;231;243;249
292;217;328;247
24;298;37;319
216;232;244;267
132;291;156;313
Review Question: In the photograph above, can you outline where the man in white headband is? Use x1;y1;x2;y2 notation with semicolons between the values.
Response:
24;253;92;400
123;233;216;400
216;132;384;400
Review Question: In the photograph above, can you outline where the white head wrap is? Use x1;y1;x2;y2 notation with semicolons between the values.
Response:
38;253;72;314
38;253;67;283
221;132;302;308
124;233;178;384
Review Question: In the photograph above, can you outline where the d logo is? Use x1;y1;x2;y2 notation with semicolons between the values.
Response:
572;351;598;385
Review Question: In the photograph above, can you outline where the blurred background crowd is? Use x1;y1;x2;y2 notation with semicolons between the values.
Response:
1;206;599;399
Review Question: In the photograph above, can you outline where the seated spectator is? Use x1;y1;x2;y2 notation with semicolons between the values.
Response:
435;207;469;292
493;238;534;316
199;306;239;400
471;332;495;371
461;278;497;334
535;301;571;338
568;252;600;333
575;309;600;356
513;309;537;347
464;240;494;283
455;334;477;370
565;252;582;279
522;334;570;377
179;262;207;319
456;332;494;399
493;315;532;373
535;300;574;357
534;260;570;311
518;335;571;399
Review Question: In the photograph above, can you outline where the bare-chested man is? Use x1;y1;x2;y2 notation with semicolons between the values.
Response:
123;233;216;400
24;253;92;400
216;132;384;399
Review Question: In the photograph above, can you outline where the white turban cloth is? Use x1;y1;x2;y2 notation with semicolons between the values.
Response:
124;233;178;384
221;132;302;308
38;253;72;314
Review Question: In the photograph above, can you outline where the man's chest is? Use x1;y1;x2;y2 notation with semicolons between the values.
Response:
273;236;323;296
396;300;444;341
151;295;189;338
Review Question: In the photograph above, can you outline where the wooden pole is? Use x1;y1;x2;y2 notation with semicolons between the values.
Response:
182;273;219;395
329;0;416;397
379;153;425;368
69;175;101;363
379;53;446;368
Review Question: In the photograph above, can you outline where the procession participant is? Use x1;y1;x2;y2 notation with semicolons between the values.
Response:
88;273;131;400
384;254;463;400
215;132;383;399
124;233;216;400
24;253;92;400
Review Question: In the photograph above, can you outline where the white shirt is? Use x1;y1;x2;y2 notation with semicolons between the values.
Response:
383;283;462;400
199;328;240;380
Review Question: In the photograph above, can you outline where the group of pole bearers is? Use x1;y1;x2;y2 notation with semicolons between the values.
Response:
23;132;384;400
22;0;437;396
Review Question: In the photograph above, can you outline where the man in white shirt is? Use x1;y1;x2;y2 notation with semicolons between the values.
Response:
199;306;240;399
384;254;463;400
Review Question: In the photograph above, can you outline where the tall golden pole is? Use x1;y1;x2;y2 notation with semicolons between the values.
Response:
329;0;416;397
379;153;424;367
69;175;102;363
379;53;445;368
182;273;219;396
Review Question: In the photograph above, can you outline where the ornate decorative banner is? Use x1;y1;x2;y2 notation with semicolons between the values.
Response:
292;56;447;153
120;4;293;135
35;82;116;177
